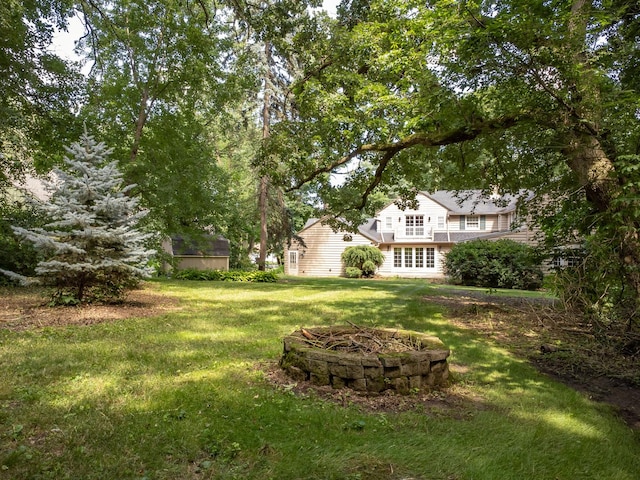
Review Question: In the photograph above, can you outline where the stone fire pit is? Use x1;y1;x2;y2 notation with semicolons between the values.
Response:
280;326;450;394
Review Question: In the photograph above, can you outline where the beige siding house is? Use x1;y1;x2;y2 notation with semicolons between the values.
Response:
285;190;538;279
286;218;377;277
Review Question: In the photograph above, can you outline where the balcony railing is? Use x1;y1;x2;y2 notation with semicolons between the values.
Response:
394;226;434;241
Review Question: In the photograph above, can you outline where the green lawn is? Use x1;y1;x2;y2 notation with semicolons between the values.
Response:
1;278;638;479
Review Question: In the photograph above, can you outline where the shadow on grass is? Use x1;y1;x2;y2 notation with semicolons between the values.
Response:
1;278;639;479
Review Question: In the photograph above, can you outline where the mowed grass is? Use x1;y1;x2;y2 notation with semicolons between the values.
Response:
1;277;638;479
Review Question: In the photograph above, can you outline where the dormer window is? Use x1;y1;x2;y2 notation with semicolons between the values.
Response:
466;216;480;229
405;215;424;236
459;215;486;230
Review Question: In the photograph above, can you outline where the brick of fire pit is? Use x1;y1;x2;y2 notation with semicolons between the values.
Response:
279;327;450;394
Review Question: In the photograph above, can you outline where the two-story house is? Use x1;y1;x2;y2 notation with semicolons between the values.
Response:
284;190;537;278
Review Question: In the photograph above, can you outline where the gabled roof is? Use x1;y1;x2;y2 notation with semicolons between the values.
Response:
172;235;230;257
432;228;526;244
425;190;532;215
300;217;381;243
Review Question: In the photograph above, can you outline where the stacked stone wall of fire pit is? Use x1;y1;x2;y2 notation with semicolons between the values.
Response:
280;327;450;394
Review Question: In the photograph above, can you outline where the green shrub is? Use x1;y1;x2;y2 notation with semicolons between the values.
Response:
173;269;278;283
341;245;385;278
345;267;363;278
0;200;45;285
361;260;377;277
444;239;543;290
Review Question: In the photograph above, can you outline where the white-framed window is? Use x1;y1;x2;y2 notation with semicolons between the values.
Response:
437;216;445;229
289;251;297;265
385;217;393;229
393;247;436;269
394;248;402;267
425;248;435;268
405;215;425;236
466;215;480;229
404;248;413;267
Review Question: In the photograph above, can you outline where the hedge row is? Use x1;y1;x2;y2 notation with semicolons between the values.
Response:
443;239;543;290
172;269;279;283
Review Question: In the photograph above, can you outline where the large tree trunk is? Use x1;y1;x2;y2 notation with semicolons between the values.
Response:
558;0;640;330
130;88;149;164
258;42;272;272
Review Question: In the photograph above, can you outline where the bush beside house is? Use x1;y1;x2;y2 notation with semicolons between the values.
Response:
341;245;385;278
444;239;543;290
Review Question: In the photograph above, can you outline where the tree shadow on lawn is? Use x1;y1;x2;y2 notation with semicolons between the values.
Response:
2;280;640;478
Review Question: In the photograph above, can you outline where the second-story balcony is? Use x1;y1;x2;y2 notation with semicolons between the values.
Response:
392;226;434;241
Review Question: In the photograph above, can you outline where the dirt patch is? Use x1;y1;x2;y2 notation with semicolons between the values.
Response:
426;289;640;430
0;283;181;331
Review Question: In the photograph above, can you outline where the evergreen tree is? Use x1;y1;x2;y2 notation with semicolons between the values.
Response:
6;129;155;304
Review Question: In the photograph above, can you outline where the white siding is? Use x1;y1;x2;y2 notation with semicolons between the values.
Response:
377;194;449;239
378;244;446;278
285;221;374;277
489;225;540;247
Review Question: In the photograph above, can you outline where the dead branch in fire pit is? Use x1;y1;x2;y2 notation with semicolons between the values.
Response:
296;327;422;354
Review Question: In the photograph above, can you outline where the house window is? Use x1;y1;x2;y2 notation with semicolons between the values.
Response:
466;216;479;229
385;217;393;229
463;215;487;230
437;216;445;229
394;248;402;267
392;247;436;269
405;215;424;236
289;251;297;265
425;248;435;268
404;248;413;267
415;248;424;268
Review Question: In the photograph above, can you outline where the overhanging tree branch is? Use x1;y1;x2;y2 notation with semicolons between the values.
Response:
285;113;526;193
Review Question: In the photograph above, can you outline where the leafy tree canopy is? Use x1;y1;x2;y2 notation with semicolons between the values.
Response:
263;0;640;330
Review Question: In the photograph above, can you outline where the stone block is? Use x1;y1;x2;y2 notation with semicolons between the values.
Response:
308;359;329;375
423;373;435;387
310;372;330;385
411;351;432;363
331;376;346;389
284;366;307;382
307;350;341;363
383;366;402;378
329;364;363;379
430;349;450;362
363;366;383;379
392;377;409;394
401;362;427;377
338;355;363;366
379;355;402;367
349;378;367;391
360;355;382;367
366;377;387;393
431;360;446;373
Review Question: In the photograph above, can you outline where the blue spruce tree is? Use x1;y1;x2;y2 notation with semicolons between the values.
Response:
8;129;155;303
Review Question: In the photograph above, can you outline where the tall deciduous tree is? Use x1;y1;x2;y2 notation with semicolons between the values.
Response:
0;0;84;190
77;0;247;240
267;0;640;332
229;0;320;269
